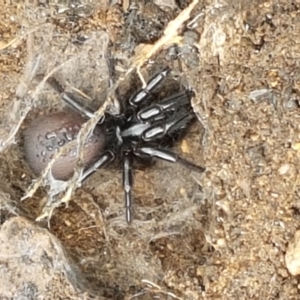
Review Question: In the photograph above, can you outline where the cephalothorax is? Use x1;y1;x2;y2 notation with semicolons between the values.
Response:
24;67;205;222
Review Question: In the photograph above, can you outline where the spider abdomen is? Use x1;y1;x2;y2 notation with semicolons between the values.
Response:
24;111;106;181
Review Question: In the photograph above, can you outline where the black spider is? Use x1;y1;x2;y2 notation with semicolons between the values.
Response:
24;67;205;222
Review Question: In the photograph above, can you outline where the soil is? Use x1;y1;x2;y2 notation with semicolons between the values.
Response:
1;0;300;299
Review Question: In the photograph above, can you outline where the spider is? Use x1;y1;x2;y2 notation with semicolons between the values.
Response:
24;67;205;223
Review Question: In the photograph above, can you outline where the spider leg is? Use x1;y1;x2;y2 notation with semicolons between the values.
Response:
129;67;171;107
61;93;96;119
80;150;115;181
134;146;205;173
142;111;194;142
123;152;133;223
47;77;99;120
137;90;195;122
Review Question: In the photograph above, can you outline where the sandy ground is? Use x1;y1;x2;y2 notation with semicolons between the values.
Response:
1;0;300;299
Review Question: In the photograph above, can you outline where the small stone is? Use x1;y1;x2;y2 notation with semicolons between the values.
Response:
285;231;300;275
278;164;290;175
291;142;300;151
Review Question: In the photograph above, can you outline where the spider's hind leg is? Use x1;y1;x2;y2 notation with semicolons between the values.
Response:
46;77;97;119
80;150;115;181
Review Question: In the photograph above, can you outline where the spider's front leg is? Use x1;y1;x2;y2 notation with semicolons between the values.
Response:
134;146;205;173
137;90;195;123
129;67;170;107
142;109;194;142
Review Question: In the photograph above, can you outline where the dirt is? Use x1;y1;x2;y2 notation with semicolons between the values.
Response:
1;0;300;299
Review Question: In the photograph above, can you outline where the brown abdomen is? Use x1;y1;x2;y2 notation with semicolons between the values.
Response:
24;112;106;181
